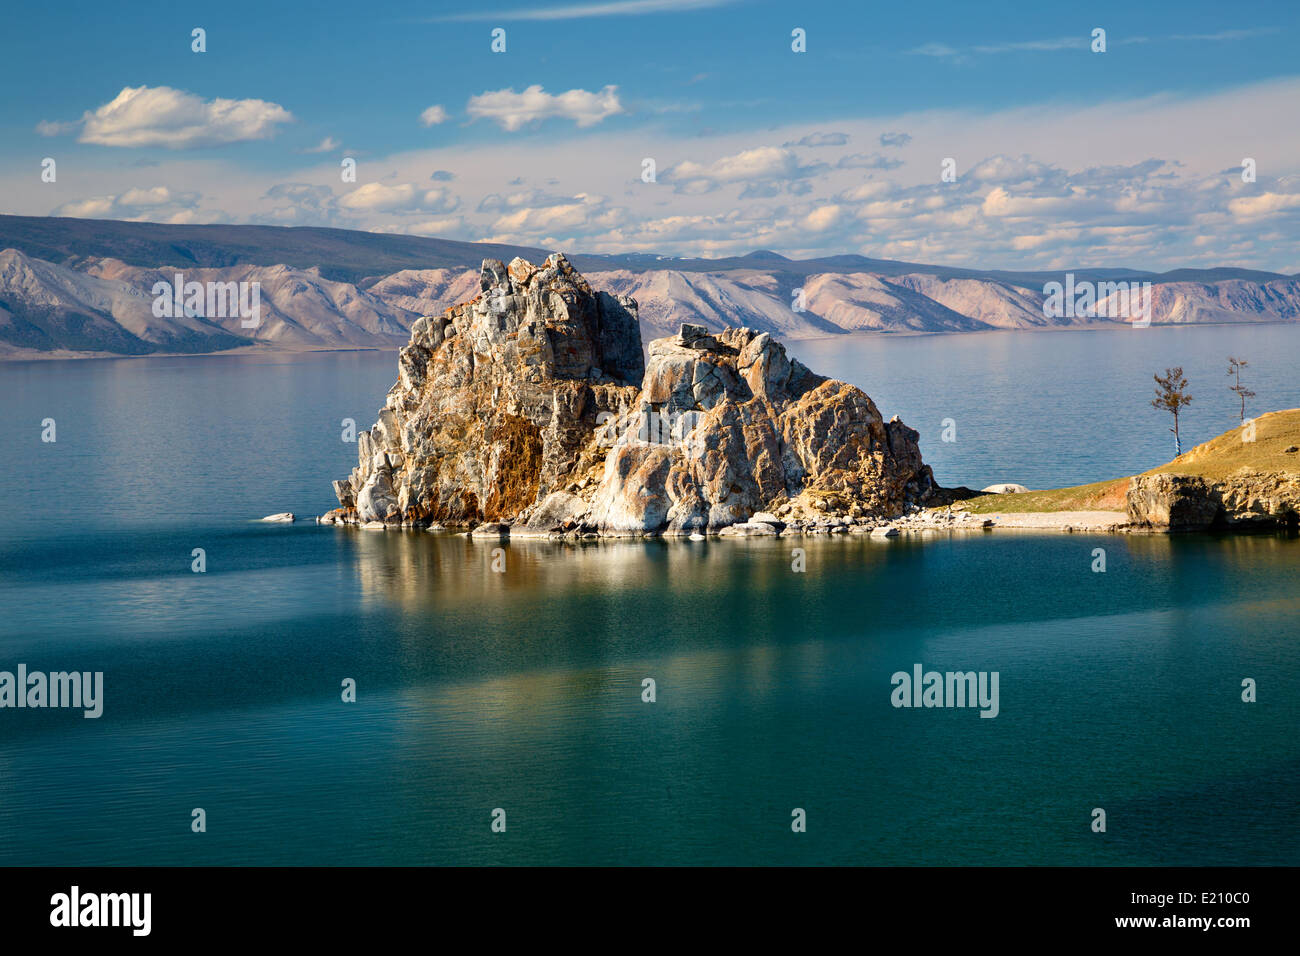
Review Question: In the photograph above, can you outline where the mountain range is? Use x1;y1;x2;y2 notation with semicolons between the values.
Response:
2;214;1297;358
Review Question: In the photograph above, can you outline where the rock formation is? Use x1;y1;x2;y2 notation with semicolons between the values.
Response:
322;254;941;536
1126;472;1300;531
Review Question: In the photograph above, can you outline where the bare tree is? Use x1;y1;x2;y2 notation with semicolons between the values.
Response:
1152;367;1193;456
1227;356;1255;422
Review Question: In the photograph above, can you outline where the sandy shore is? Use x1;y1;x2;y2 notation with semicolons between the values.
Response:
970;510;1128;532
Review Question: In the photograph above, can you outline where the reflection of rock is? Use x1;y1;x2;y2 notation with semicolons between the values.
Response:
324;256;942;536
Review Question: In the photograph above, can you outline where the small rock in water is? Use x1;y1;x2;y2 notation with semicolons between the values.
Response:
870;525;900;538
689;532;706;541
261;512;295;522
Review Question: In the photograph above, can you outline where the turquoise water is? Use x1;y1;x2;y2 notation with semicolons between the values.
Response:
1;325;1298;865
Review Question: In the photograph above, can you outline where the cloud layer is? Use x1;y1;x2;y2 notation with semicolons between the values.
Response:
15;78;1300;273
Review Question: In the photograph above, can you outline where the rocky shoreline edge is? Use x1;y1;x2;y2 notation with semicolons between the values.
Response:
309;504;1133;538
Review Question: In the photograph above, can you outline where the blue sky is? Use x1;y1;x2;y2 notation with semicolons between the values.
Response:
2;0;1298;270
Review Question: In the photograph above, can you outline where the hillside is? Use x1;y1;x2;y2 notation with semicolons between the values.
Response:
0;249;415;356
960;409;1300;521
1146;408;1300;479
2;215;1299;357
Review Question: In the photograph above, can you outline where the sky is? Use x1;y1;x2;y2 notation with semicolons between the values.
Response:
1;0;1298;272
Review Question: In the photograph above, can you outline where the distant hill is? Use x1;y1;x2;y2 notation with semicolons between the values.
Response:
0;214;551;286
1;215;1297;358
1;214;1290;285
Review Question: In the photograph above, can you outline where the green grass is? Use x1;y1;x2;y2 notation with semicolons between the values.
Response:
957;479;1128;515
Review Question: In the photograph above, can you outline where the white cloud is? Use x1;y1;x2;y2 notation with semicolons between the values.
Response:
338;182;459;213
373;216;469;237
466;85;624;130
784;132;849;148
51;185;207;222
801;204;843;231
303;136;340;153
837;152;903;171
665;146;821;195
836;182;892;202
419;105;449;127
1228;192;1300;218
66;86;293;148
116;186;175;206
489;193;615;234
432;0;739;21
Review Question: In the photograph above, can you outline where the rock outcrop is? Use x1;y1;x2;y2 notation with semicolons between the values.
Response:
322;255;940;536
1126;472;1300;531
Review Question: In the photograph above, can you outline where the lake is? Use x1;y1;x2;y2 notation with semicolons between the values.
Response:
1;323;1298;865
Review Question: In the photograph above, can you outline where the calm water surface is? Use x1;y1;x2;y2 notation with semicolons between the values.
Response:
1;325;1297;865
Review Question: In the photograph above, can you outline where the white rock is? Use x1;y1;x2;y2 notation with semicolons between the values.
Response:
981;483;1029;495
261;512;295;522
717;522;778;536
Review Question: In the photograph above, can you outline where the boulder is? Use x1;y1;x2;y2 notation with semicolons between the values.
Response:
981;483;1029;495
717;521;778;537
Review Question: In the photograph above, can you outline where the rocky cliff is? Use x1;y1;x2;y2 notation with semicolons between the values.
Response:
1127;471;1300;530
322;254;939;535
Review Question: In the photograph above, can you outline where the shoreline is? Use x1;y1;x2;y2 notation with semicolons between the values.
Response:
310;507;1142;539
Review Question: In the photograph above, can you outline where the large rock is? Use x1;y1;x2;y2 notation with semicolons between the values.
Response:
325;257;941;534
1127;471;1300;530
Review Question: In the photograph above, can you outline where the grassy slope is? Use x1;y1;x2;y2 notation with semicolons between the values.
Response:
958;408;1300;515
